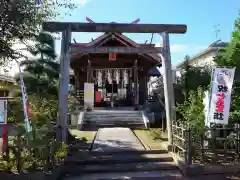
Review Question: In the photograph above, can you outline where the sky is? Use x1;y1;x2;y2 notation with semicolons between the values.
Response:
2;0;239;77
53;0;240;67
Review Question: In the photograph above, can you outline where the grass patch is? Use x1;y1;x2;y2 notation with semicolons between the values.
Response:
134;129;167;150
69;129;96;142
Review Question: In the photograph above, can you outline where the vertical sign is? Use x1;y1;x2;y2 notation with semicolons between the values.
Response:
109;53;117;61
0;100;7;124
208;67;235;124
84;83;94;109
0;100;8;152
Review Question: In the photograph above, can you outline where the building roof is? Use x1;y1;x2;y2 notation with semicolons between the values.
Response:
175;40;228;69
0;74;15;83
71;32;161;63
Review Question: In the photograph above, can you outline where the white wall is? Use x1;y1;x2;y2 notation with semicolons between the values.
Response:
190;51;217;67
175;51;218;78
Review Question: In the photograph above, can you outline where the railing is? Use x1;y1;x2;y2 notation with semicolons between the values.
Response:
172;121;192;165
0;126;65;173
172;121;240;165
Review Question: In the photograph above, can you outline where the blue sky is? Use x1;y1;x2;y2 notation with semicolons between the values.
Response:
54;0;240;66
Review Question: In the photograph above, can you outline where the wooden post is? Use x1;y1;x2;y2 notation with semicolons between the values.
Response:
144;75;148;106
134;60;139;110
58;28;71;143
161;32;176;145
75;71;80;110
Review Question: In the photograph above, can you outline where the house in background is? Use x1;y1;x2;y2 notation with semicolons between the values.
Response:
175;40;228;77
0;63;15;97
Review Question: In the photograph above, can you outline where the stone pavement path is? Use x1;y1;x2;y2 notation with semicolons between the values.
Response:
64;127;183;180
91;127;145;152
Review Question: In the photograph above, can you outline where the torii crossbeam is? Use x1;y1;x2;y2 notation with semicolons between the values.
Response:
42;21;187;147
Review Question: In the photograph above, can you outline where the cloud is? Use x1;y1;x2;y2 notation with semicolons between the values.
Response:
171;44;207;53
71;0;92;7
155;43;207;53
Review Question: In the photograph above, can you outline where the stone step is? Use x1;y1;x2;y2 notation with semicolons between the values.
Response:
65;153;173;165
83;118;143;122
62;161;178;175
64;170;183;180
81;124;145;130
84;116;142;120
84;114;142;117
84;115;142;119
68;149;168;155
82;122;144;125
85;110;141;113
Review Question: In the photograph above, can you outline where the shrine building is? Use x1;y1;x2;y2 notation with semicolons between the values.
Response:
70;32;161;109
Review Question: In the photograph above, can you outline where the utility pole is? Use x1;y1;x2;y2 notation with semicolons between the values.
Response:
161;32;176;146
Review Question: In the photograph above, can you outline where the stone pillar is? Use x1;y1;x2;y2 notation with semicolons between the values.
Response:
58;28;71;143
161;32;176;145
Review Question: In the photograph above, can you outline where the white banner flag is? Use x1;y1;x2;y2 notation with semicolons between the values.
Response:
208;67;235;124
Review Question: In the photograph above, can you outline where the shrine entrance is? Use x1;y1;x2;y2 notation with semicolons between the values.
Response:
43;19;187;143
93;68;132;107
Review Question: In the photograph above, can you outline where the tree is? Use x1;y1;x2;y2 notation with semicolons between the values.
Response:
177;87;205;134
19;32;59;97
0;0;76;63
12;32;59;124
214;15;240;123
174;56;211;105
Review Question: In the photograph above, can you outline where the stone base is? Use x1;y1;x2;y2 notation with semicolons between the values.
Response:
134;105;139;110
167;144;173;151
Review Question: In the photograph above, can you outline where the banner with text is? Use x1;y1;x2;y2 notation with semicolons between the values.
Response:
208;67;235;124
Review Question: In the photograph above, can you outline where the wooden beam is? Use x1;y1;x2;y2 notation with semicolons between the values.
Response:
43;22;187;34
71;46;163;54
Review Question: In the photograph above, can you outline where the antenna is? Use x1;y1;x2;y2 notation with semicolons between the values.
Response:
213;24;220;40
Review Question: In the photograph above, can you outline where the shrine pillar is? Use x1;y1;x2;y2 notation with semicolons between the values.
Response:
134;59;139;110
138;71;148;106
75;71;81;110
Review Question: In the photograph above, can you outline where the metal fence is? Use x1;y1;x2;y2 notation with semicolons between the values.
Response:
172;121;240;165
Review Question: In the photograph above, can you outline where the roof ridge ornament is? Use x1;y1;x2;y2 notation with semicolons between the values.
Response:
86;17;140;24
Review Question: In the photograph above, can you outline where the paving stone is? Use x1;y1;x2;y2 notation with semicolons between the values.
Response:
91;128;145;152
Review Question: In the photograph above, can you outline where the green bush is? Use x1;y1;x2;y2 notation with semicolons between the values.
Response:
177;87;205;135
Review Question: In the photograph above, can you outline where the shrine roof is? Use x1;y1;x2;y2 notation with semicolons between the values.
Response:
71;32;161;63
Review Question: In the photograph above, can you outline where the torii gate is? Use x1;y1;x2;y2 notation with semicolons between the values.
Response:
43;20;187;147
